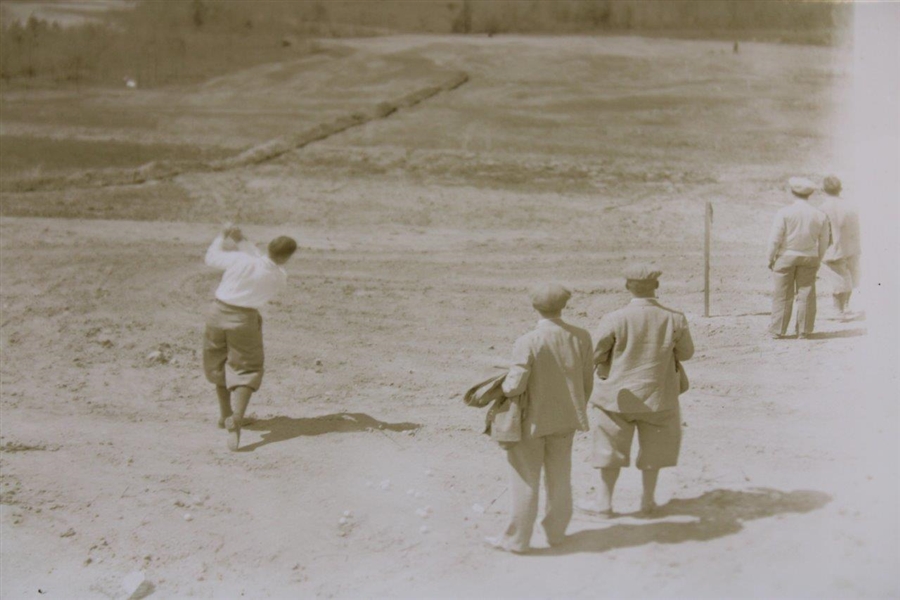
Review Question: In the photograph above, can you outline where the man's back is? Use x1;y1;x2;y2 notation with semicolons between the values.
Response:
820;197;861;260
502;318;593;437
591;299;693;413
770;200;829;258
205;237;287;309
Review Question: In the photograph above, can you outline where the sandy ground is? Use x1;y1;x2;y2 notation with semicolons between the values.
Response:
1;34;898;599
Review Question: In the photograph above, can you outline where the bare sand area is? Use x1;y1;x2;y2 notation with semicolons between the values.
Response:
1;35;897;598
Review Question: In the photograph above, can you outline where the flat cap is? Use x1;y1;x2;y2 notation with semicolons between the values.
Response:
623;263;662;282
823;175;842;195
530;283;571;313
789;177;815;197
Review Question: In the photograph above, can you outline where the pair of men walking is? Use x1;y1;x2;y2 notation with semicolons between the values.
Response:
768;175;861;339
487;267;694;554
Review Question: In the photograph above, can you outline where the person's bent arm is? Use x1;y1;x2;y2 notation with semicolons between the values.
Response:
594;319;615;378
817;220;830;262
502;336;532;397
227;226;265;258
237;240;264;258
205;234;240;271
767;215;785;268
675;319;695;362
582;333;594;399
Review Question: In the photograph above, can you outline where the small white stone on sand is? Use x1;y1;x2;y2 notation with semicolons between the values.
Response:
424;469;434;477
379;479;391;491
121;571;146;596
343;510;352;518
415;508;429;518
472;503;486;514
338;517;348;525
183;513;193;521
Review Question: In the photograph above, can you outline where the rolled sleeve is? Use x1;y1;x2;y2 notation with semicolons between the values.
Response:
502;335;532;397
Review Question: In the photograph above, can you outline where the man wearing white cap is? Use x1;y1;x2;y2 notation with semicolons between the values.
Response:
580;265;694;516
767;177;830;339
485;283;593;553
819;176;862;317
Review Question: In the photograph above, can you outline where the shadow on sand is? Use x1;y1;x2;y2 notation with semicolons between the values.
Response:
712;312;770;318
805;328;866;340
532;488;830;556
238;412;421;452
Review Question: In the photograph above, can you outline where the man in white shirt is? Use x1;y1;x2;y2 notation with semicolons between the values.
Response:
579;265;693;516
485;283;593;554
203;225;297;451
767;177;830;339
818;176;862;317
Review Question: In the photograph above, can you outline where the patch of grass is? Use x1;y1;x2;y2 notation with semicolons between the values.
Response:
0;135;231;176
0;182;207;222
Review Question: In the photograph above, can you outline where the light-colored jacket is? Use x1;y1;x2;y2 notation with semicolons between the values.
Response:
463;373;526;442
767;200;830;264
591;298;694;413
820;197;861;261
502;318;593;438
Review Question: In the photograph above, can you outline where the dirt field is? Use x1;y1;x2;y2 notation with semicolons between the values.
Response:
1;34;897;599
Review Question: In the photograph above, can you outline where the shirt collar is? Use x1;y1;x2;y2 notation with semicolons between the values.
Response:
538;317;564;326
629;297;659;306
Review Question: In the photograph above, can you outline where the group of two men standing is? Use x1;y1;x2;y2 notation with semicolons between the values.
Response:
768;175;861;339
487;267;694;554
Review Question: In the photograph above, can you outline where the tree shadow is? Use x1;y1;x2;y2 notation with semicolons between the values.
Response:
531;488;830;556
238;412;421;452
806;328;866;340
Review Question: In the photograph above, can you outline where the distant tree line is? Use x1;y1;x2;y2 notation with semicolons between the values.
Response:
0;1;324;87
0;0;850;88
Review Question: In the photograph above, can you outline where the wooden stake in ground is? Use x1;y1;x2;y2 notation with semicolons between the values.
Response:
704;201;713;318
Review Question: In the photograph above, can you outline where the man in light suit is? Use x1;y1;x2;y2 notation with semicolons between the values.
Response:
819;176;862;317
486;283;593;553
767;177;830;339
580;265;694;516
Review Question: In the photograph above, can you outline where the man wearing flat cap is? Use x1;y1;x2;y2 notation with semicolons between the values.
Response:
580;265;694;516
767;177;830;339
486;283;593;553
818;176;862;317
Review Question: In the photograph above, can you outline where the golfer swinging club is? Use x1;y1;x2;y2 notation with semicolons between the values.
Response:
202;224;297;451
